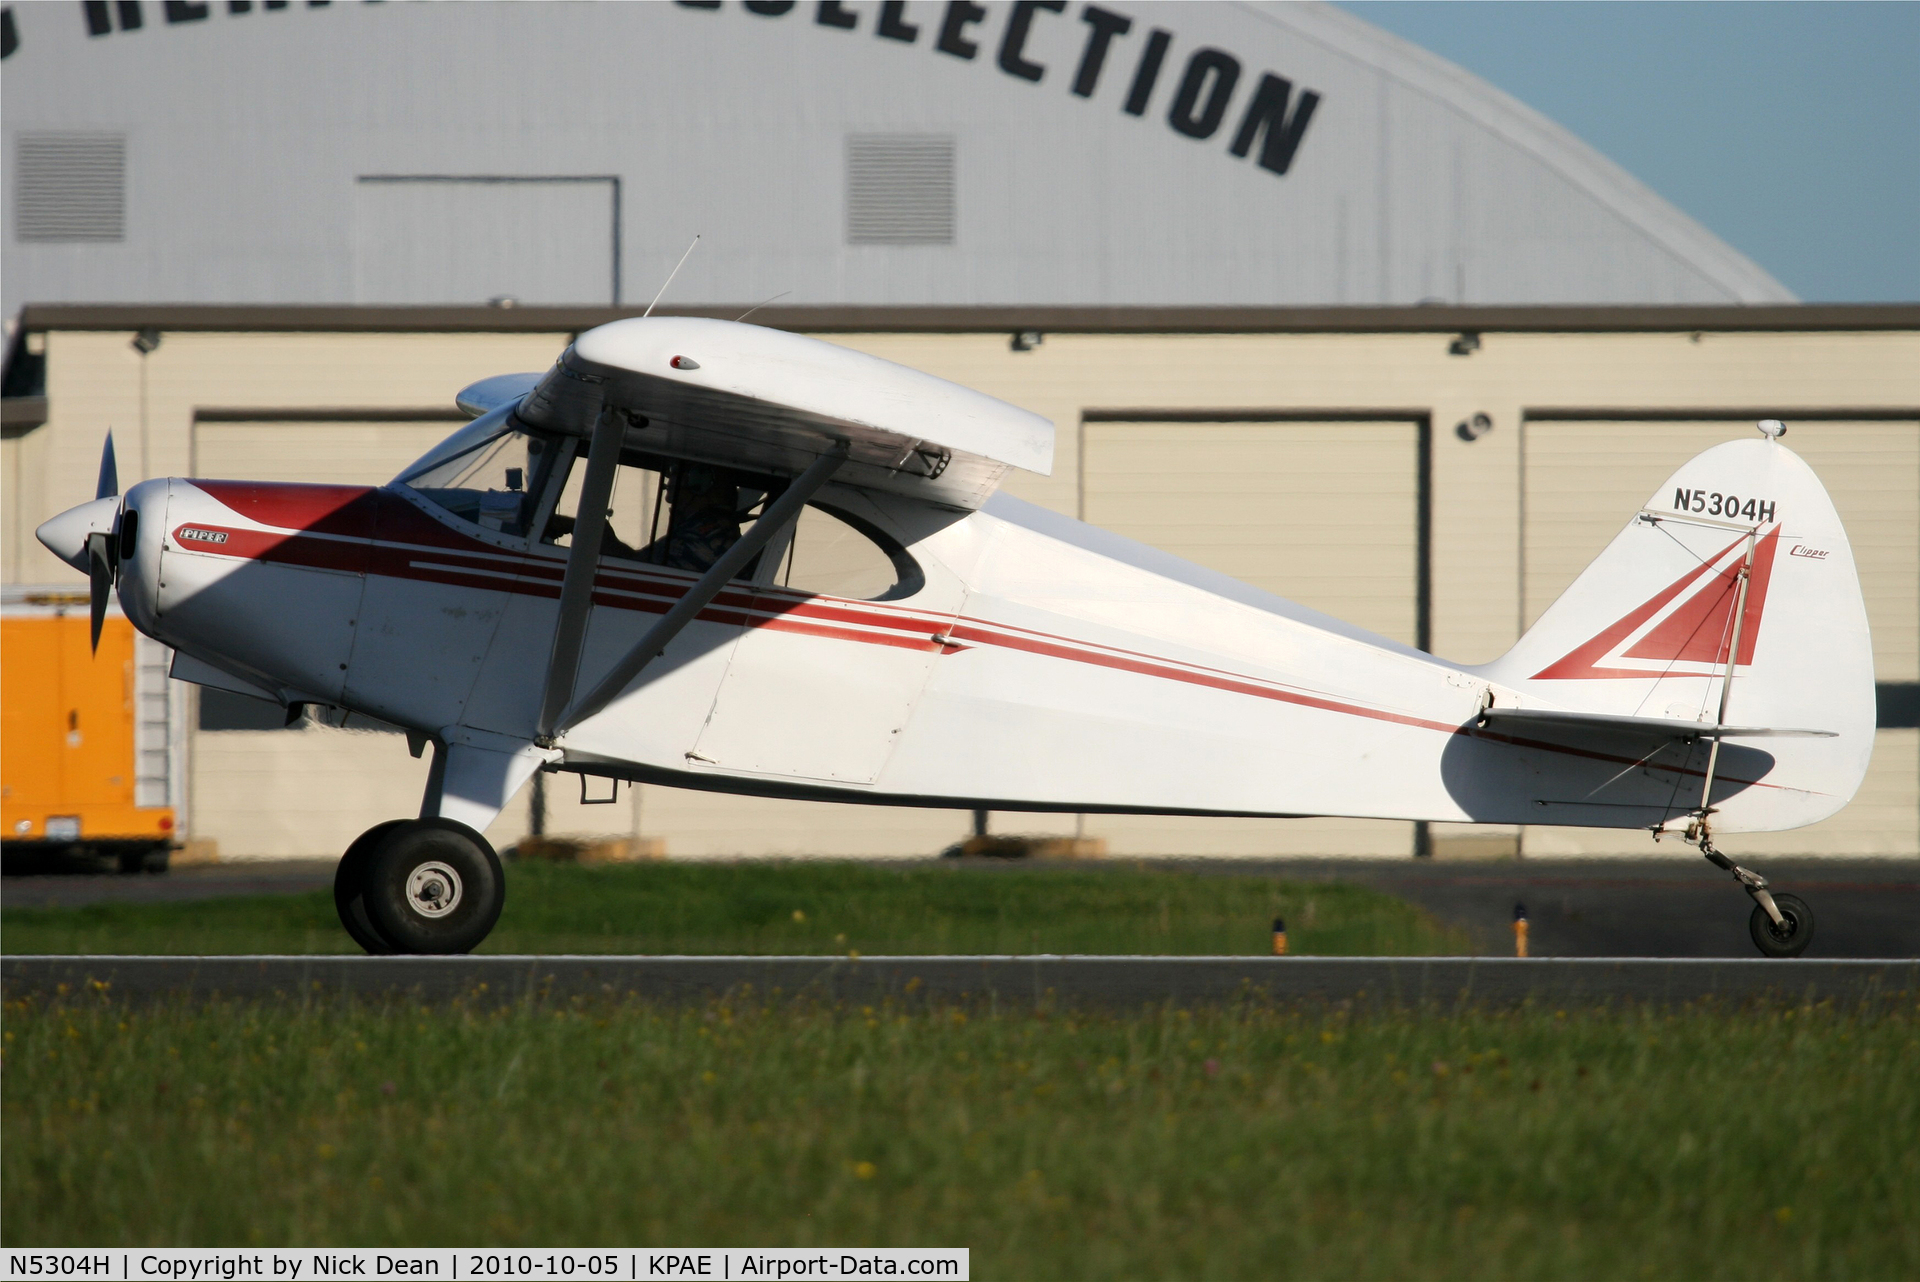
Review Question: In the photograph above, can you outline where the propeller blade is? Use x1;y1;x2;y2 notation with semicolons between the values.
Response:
87;532;112;654
96;432;119;501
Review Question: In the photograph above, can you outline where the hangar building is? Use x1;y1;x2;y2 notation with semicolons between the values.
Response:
3;0;1793;311
3;2;1914;861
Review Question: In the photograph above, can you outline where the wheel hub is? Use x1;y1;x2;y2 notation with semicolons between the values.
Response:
405;860;464;919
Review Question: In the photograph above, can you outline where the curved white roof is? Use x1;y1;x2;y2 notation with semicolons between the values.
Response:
1255;4;1789;303
1;0;1790;312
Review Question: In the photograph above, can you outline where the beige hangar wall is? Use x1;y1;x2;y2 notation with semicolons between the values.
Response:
6;313;1916;860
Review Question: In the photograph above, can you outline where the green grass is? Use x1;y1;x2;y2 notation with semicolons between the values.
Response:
3;995;1914;1278
0;861;1469;956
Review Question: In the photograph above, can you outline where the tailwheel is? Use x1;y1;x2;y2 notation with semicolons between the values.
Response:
1749;892;1815;959
1698;836;1813;960
354;818;505;955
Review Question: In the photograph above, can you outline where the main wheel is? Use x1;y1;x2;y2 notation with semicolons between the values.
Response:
361;818;505;955
335;820;408;955
1750;892;1815;959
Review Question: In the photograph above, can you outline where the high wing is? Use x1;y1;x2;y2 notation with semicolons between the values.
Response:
513;317;1054;509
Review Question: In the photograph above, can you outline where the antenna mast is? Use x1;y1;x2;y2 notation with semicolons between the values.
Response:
643;235;701;318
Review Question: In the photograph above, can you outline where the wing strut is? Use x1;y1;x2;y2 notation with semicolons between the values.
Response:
552;441;850;739
535;390;617;744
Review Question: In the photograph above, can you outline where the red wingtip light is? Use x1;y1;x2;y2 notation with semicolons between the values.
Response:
670;355;699;370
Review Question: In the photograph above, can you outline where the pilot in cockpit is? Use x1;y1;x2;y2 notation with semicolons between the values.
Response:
662;465;745;572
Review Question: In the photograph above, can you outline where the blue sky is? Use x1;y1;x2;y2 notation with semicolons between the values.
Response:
1339;2;1920;302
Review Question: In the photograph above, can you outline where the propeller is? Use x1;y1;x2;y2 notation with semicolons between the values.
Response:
88;433;120;655
96;429;119;501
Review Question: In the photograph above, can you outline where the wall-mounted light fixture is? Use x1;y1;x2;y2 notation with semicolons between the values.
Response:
1010;330;1044;353
1447;331;1480;357
130;328;161;355
1455;412;1494;442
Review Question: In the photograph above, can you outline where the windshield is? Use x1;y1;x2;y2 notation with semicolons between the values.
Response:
393;403;518;482
395;409;572;539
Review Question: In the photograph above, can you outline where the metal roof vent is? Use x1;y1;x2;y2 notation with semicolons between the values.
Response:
846;134;954;246
13;132;126;242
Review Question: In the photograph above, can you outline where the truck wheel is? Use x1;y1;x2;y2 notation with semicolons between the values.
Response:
115;847;166;875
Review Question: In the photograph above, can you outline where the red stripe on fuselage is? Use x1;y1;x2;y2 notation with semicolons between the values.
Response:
191;480;379;538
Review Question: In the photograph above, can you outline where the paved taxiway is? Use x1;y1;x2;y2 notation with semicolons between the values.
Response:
1118;857;1920;959
5;855;1915;958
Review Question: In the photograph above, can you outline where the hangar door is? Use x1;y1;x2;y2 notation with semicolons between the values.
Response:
188;417;459;859
1079;419;1423;856
1523;418;1920;856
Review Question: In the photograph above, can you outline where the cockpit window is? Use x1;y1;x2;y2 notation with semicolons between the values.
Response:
395;413;571;539
542;457;773;573
775;504;924;601
396;417;921;601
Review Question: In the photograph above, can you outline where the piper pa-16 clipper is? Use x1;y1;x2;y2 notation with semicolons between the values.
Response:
38;319;1874;957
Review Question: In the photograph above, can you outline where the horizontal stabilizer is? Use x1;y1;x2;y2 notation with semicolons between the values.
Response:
1479;707;1836;741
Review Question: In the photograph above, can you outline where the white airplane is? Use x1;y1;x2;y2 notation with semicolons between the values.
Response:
37;318;1874;958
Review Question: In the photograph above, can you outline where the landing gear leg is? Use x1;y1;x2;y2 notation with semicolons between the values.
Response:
1697;835;1814;959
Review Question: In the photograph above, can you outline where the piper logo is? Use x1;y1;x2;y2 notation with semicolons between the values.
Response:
177;526;229;545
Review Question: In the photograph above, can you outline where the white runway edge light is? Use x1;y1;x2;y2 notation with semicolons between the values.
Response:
1758;419;1788;438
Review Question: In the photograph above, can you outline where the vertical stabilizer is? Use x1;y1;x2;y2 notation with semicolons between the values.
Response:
1474;436;1875;832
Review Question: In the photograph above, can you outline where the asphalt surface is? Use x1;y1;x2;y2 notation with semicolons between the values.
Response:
4;855;1916;959
2;858;337;908
4;955;1914;1008
1120;857;1920;959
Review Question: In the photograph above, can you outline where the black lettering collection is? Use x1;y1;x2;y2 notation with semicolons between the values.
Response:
80;0;321;42
682;0;1321;175
26;0;1320;177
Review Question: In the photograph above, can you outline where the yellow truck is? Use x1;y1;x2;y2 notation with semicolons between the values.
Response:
2;586;180;872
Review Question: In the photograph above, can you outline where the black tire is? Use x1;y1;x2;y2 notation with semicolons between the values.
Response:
1750;892;1815;959
362;818;505;955
335;820;408;955
112;845;168;874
